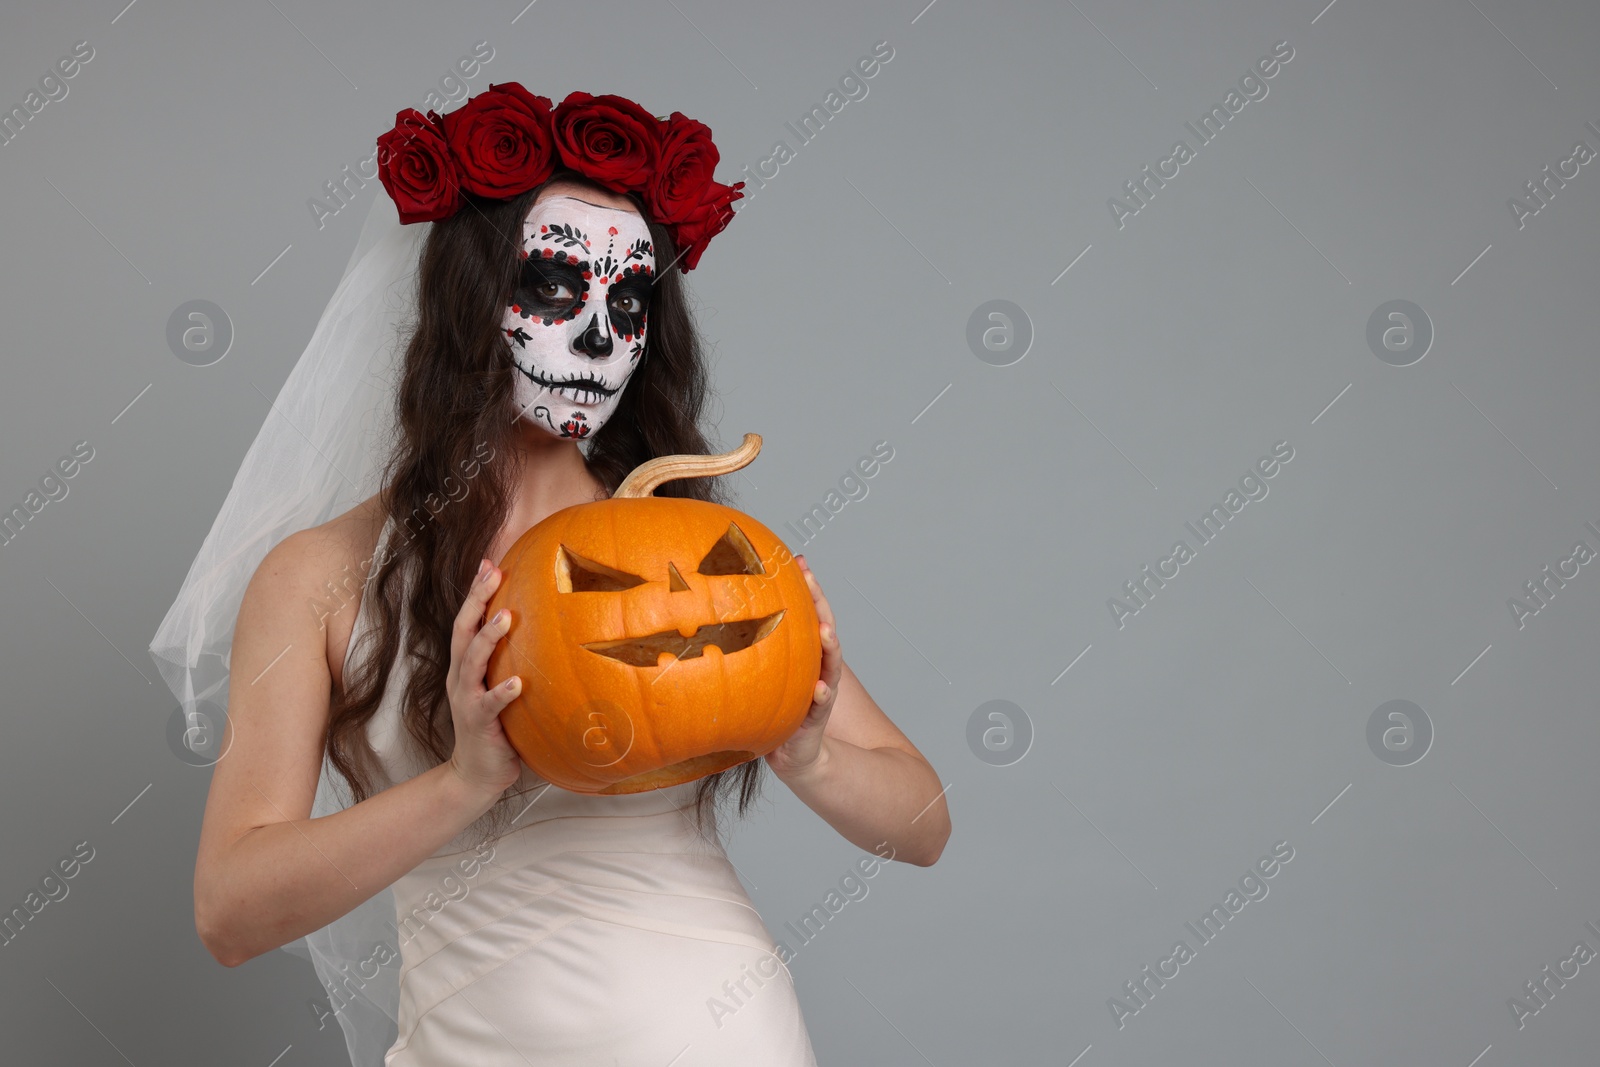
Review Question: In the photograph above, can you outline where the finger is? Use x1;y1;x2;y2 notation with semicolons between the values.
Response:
796;561;840;675
801;563;836;636
818;621;843;690
459;673;522;734
450;561;502;671
462;607;512;695
479;673;523;715
819;633;844;710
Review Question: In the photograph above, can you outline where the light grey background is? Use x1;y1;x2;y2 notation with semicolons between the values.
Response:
2;0;1598;1063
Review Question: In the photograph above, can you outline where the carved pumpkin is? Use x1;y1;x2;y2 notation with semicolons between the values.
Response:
485;433;822;794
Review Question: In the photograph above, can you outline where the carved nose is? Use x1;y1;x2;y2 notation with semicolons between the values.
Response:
576;311;613;358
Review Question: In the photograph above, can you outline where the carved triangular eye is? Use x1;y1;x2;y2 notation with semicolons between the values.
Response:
696;523;764;576
556;545;647;592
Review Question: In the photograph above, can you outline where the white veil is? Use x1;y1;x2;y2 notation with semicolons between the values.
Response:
149;194;426;1066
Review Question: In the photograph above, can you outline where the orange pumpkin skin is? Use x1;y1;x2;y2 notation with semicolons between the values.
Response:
484;496;821;794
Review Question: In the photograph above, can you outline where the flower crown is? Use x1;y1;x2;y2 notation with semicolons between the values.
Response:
374;84;745;272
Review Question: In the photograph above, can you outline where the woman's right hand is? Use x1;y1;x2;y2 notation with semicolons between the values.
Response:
445;558;525;800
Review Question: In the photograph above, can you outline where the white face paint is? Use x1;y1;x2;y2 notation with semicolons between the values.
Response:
503;194;656;440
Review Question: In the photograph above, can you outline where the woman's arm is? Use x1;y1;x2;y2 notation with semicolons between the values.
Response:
765;556;952;866
193;528;504;968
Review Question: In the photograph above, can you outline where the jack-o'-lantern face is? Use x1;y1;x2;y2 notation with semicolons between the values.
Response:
558;522;784;669
485;496;820;795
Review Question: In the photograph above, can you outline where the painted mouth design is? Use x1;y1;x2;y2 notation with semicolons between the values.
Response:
515;363;618;406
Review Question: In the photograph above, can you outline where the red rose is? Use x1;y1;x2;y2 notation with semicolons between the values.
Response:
490;81;555;119
669;179;744;271
376;109;461;223
441;82;556;198
645;112;724;225
550;91;661;193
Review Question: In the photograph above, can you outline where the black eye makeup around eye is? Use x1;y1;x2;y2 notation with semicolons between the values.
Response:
519;261;585;301
607;280;652;305
523;257;585;285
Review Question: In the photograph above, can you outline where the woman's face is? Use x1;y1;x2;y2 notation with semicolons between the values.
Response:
503;190;656;440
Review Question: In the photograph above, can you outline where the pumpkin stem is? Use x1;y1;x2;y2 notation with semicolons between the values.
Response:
612;432;762;499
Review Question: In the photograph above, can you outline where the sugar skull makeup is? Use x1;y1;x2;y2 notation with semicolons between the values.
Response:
503;194;655;440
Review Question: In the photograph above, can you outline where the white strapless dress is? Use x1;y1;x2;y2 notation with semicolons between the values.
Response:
345;538;819;1066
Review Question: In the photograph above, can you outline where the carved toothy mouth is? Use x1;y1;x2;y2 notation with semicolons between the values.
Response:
581;611;786;667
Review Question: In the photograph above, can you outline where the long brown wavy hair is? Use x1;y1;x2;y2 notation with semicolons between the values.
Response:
325;167;763;847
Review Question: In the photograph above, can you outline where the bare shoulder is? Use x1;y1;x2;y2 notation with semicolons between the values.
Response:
254;493;386;591
244;493;388;688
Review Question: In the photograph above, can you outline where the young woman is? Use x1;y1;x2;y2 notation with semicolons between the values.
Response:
166;88;949;1066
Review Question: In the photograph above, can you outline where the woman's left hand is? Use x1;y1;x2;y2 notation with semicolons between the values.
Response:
764;554;842;780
